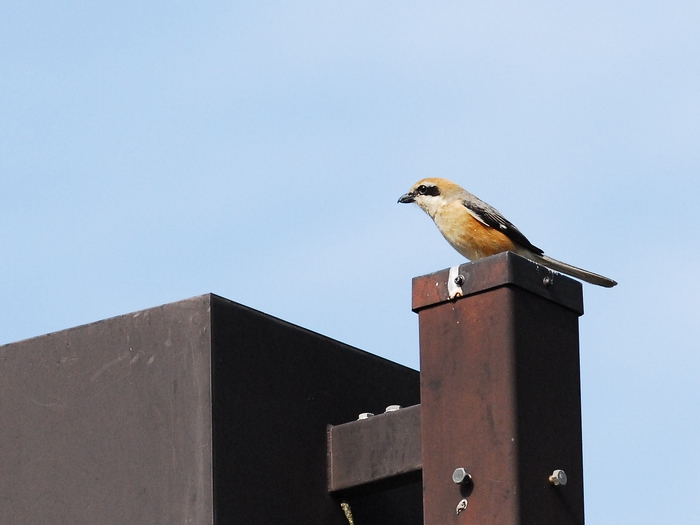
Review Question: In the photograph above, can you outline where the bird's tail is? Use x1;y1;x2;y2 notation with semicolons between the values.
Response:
527;253;617;288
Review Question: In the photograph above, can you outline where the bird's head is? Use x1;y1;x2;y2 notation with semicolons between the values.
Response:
398;178;464;218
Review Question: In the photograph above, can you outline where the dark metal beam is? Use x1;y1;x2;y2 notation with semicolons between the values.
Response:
328;404;422;495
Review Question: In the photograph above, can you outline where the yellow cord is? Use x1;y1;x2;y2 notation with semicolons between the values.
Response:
340;502;355;525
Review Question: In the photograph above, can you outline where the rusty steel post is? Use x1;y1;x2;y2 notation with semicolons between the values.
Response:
414;252;585;525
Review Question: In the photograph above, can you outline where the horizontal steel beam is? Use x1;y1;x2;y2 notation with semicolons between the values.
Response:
328;405;422;495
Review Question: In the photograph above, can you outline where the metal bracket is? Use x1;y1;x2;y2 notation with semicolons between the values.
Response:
447;265;464;300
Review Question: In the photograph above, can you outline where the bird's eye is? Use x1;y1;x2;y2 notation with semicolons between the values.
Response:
416;184;440;196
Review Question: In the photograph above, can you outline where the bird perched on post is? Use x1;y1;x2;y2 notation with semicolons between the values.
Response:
398;178;617;288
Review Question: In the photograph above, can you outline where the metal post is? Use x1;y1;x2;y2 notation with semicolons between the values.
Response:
414;252;585;525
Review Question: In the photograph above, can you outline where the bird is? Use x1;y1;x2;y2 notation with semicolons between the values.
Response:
398;178;617;287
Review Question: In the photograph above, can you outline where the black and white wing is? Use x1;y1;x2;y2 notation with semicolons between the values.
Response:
462;198;544;255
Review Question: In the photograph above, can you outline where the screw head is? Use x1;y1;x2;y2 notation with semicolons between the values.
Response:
452;467;472;485
549;469;567;486
454;275;465;286
543;275;553;287
357;412;374;420
385;405;402;412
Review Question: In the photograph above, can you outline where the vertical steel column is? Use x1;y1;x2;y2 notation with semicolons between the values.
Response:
414;252;585;525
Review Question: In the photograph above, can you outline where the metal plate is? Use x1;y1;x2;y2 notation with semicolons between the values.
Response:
0;294;422;524
0;295;213;524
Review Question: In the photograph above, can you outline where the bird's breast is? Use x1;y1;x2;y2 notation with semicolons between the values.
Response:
434;202;517;261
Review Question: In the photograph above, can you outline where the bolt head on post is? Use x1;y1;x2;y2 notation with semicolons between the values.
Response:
452;467;472;485
549;469;567;486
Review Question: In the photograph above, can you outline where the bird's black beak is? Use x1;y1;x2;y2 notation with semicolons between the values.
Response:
398;192;415;204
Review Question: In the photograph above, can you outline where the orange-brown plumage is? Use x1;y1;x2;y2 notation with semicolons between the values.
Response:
435;199;517;260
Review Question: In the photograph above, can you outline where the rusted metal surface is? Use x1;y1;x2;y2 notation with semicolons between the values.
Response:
328;404;422;494
412;251;583;315
415;256;585;525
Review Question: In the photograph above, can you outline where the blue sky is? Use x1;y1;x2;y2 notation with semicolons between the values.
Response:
2;1;699;522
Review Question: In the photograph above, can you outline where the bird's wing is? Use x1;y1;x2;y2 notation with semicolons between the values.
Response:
461;199;544;255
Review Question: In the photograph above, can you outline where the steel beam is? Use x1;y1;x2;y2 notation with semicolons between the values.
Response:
328;404;422;495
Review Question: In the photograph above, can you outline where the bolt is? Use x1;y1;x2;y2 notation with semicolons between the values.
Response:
452;467;472;485
385;405;402;412
543;275;553;287
549;469;567;486
454;275;465;286
357;412;374;420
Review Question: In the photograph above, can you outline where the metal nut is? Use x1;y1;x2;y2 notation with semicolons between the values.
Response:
549;469;567;486
452;467;472;485
385;405;402;412
357;412;374;420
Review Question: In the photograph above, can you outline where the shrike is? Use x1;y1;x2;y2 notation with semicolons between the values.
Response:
398;178;617;288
